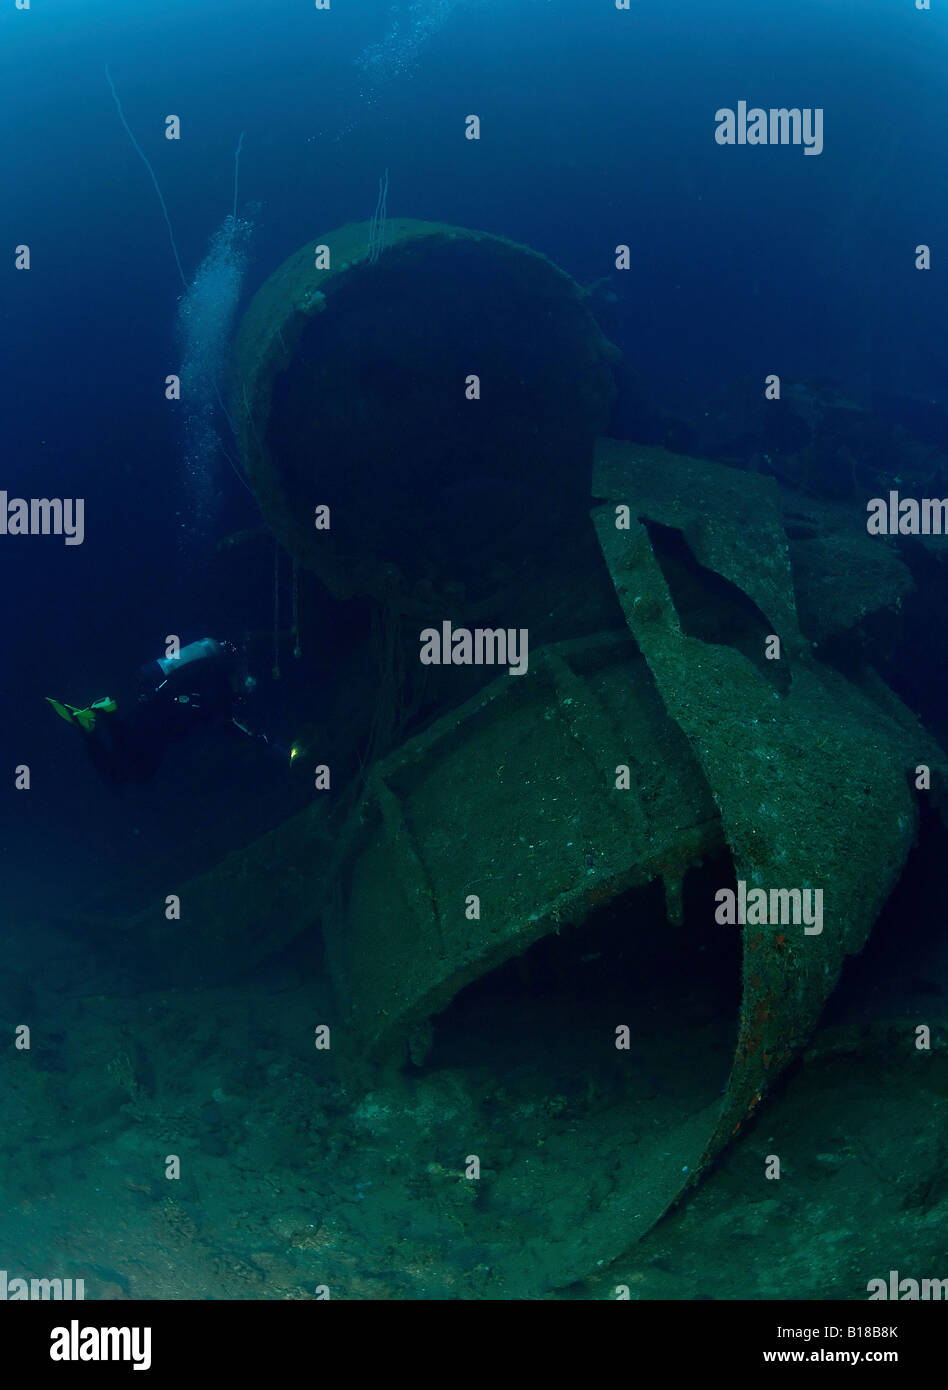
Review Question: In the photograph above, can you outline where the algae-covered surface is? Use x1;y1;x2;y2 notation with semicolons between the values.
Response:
10;424;945;1301
232;221;616;608
9;432;944;1300
3;870;946;1300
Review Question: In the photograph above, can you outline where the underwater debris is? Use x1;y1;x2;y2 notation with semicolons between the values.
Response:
230;218;616;609
106;221;948;1295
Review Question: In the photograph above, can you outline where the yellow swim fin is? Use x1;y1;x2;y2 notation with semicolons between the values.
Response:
46;696;117;733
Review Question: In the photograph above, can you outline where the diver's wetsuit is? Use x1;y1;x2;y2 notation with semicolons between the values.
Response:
86;640;245;787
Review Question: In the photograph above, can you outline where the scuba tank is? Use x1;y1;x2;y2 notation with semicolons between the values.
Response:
157;638;224;677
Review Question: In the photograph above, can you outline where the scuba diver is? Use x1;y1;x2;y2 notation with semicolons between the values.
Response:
47;637;278;787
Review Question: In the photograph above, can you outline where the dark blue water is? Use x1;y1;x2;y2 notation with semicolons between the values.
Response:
1;0;947;1313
